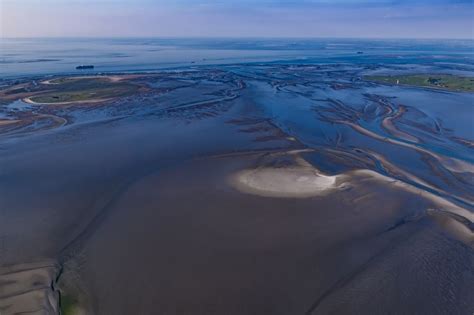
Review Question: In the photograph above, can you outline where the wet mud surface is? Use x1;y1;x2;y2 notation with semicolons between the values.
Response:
0;64;473;314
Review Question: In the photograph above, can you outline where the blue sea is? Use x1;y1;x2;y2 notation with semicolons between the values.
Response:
1;38;474;78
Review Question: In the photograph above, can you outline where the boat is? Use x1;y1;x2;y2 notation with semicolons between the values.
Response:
76;65;94;70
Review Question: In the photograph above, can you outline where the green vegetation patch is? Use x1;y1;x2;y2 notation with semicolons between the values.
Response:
30;77;140;103
364;74;474;92
60;294;79;315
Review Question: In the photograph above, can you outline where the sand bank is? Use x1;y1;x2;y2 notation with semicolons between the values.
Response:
231;150;340;198
234;167;338;198
0;260;60;315
22;96;112;106
0;119;20;126
231;151;473;245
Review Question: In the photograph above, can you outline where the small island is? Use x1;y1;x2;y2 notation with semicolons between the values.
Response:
23;76;141;104
364;74;474;92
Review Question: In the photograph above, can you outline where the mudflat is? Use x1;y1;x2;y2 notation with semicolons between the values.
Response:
0;63;473;315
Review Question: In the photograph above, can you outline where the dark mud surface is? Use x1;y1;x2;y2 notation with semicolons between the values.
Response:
0;63;473;314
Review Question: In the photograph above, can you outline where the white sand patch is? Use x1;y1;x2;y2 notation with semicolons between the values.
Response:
233;167;338;198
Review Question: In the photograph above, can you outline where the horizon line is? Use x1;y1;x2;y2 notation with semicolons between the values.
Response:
2;35;473;41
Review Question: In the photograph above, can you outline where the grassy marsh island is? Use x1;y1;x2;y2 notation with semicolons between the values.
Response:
364;74;474;92
30;77;139;104
26;76;141;104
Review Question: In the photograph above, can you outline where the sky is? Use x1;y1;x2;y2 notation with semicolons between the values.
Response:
1;0;473;38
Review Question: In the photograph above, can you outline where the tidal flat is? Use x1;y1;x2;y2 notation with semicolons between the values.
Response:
0;62;473;314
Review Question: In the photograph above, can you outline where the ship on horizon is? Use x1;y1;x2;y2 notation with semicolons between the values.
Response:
76;65;94;70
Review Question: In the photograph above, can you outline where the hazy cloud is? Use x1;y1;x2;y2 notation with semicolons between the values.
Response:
1;0;473;38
